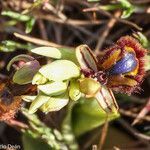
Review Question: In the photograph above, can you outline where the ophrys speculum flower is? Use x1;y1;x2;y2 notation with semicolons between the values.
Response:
76;36;147;112
98;36;147;94
8;36;147;115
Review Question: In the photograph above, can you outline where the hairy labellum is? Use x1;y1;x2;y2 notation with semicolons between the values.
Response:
76;36;147;112
109;53;138;75
99;36;147;94
76;45;119;113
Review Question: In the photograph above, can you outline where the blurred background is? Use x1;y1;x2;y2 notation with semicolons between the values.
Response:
0;0;150;150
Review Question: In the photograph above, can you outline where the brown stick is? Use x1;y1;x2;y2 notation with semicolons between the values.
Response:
83;7;142;31
132;98;150;125
95;11;121;55
38;19;48;40
14;32;72;49
6;119;28;131
98;116;109;150
35;13;104;26
119;108;150;122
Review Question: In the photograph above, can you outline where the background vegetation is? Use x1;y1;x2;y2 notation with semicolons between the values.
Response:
0;0;150;149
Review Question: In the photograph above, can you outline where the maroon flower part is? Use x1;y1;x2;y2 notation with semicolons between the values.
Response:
98;36;147;94
76;45;119;113
75;36;147;112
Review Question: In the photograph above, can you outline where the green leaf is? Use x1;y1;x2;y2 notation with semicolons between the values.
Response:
39;60;80;81
22;132;51;150
58;47;78;63
121;7;134;18
118;0;134;18
133;32;150;48
38;81;68;96
40;93;69;113
1;11;31;22
118;0;131;8
25;17;36;33
72;98;120;137
13;60;40;85
0;40;34;52
29;94;50;114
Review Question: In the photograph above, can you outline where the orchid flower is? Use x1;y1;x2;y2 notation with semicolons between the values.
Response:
75;36;147;113
76;45;119;113
6;36;147;115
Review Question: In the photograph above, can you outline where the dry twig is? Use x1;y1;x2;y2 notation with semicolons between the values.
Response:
95;11;121;54
14;32;72;49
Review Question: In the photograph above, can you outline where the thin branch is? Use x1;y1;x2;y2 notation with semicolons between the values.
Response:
6;119;28;131
95;11;121;54
14;32;72;49
119;109;150;122
83;7;142;31
98;116;109;150
38;19;48;40
118;119;150;145
132;98;150;125
35;13;105;26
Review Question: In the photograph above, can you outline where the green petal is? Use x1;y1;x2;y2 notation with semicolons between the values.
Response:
40;93;69;113
38;81;68;96
32;72;48;85
69;80;81;101
21;95;36;102
31;47;62;59
29;94;50;114
39;60;80;81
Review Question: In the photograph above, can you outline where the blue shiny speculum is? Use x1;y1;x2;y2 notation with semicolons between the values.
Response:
109;53;137;75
